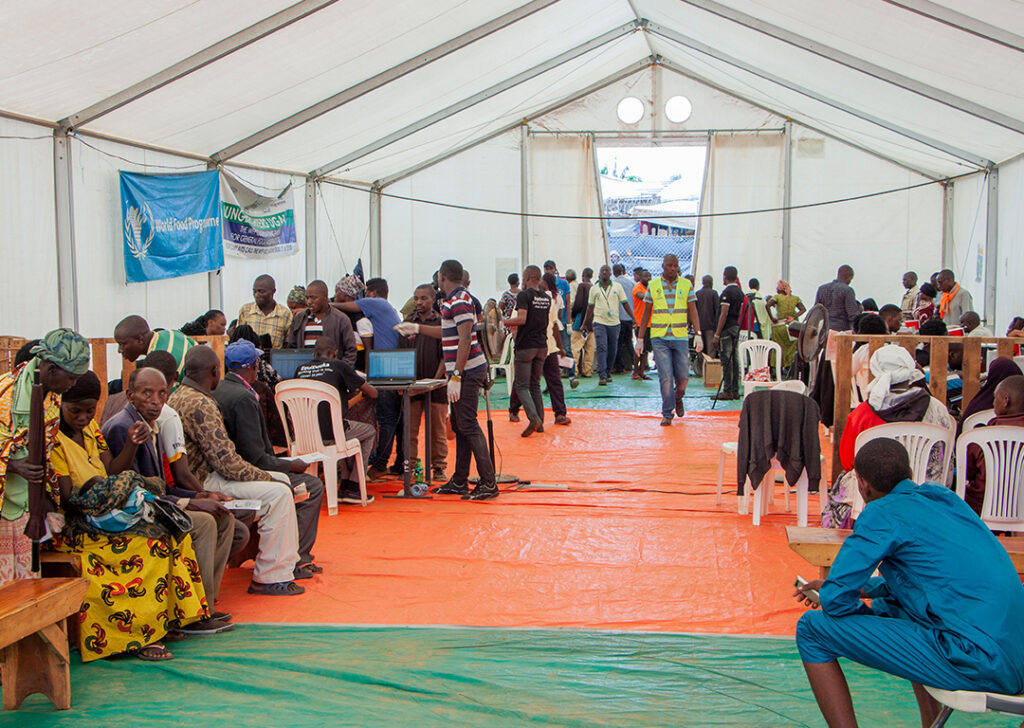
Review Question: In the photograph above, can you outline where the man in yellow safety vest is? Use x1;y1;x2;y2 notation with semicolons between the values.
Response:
637;254;704;426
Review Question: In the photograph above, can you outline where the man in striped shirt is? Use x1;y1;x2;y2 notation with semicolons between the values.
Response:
395;259;497;500
114;315;195;382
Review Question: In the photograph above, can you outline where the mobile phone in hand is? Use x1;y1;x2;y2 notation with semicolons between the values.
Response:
795;576;820;607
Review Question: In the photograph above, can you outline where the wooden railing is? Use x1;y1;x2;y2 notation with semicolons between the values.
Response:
831;333;1019;479
0;335;225;415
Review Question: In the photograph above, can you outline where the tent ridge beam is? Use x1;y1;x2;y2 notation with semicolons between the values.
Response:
679;0;1024;135
883;0;1024;53
373;58;653;188
647;22;992;170
211;0;561;163
59;0;341;131
311;20;641;178
657;57;943;181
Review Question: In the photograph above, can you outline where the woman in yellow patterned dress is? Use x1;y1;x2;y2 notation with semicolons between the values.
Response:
49;371;208;662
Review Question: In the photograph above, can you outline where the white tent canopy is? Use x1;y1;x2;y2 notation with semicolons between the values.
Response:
1;0;1022;338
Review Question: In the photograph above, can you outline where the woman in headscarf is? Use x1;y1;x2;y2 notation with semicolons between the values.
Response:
48;371;208;662
822;345;954;528
766;280;805;369
286;285;307;316
958;357;1023;433
0;328;89;585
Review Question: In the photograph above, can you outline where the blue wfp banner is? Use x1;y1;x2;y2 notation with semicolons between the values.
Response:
119;170;223;283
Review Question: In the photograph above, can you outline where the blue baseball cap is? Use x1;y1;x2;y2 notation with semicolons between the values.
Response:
224;340;262;368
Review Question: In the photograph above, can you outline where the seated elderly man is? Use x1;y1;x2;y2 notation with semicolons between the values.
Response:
102;365;235;626
168;346;305;596
213;340;325;578
796;438;1024;728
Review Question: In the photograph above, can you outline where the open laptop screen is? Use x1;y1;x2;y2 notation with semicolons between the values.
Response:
367;349;416;381
270;348;316;380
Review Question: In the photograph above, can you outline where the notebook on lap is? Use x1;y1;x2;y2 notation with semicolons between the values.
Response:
366;349;417;386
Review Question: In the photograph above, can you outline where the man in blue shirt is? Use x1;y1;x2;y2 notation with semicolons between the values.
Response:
334;277;403;479
795;438;1024;727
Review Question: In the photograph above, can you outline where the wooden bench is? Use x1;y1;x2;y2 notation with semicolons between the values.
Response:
39;551;82;577
786;526;1024;578
0;577;88;710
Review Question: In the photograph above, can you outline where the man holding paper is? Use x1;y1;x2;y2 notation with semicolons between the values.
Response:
213;341;325;581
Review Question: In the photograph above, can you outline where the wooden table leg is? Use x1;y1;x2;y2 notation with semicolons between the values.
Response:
1;622;71;710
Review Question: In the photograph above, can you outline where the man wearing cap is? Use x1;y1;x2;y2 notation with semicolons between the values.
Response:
0;328;89;584
169;346;306;596
214;341;324;579
237;274;294;349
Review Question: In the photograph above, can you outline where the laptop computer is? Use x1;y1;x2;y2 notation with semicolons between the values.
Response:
270;348;316;380
366;349;417;386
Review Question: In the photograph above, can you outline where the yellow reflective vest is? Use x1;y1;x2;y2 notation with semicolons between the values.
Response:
648;276;691;338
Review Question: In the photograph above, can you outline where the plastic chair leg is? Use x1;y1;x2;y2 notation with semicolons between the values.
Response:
320;456;339;516
796;471;809;528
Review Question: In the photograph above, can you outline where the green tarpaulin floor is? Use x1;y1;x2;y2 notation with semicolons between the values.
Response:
484;370;743;413
7;626;1019;727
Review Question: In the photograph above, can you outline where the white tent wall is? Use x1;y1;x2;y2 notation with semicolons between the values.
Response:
527;134;606;277
788;130;943;310
0;117;60;337
69;136;212;338
535;64;780;134
315;181;371;288
694;132;784;285
380;132;521;305
64;135;309;339
995;156;1024;330
947;172;988;320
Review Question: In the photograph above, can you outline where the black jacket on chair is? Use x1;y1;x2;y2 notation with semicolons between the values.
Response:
736;389;821;495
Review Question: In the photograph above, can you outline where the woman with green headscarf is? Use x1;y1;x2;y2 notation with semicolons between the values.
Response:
0;328;89;584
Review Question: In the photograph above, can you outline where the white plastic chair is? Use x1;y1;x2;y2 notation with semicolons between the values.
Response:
955;426;1024;532
961;408;995;433
738;339;783;398
490;334;515;396
275;379;368;515
923;685;1024;727
853;422;955;515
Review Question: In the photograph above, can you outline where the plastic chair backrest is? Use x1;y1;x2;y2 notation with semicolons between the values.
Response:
961;408;996;433
772;380;806;394
499;333;514;366
274;379;346;453
738;339;782;382
956;426;1024;529
854;421;954;485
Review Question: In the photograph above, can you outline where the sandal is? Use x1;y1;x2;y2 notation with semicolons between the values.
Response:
134;643;174;661
297;562;323;574
247;580;306;596
162;630;188;643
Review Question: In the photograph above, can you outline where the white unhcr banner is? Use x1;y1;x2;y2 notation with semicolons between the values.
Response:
220;170;298;258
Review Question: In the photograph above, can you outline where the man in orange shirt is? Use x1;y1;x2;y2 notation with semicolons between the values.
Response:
631;268;652;380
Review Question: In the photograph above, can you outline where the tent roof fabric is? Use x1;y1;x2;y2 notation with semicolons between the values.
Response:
2;0;1021;183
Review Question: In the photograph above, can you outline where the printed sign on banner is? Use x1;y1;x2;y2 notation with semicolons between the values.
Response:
220;171;298;258
119;170;223;283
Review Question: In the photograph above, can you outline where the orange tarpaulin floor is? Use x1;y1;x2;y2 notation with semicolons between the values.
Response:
219;409;829;636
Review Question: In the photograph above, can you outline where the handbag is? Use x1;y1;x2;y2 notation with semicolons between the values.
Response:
149;497;194;536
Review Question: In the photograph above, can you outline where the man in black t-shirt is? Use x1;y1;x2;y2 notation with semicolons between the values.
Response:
713;266;745;400
293;337;378;499
504;265;551;436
